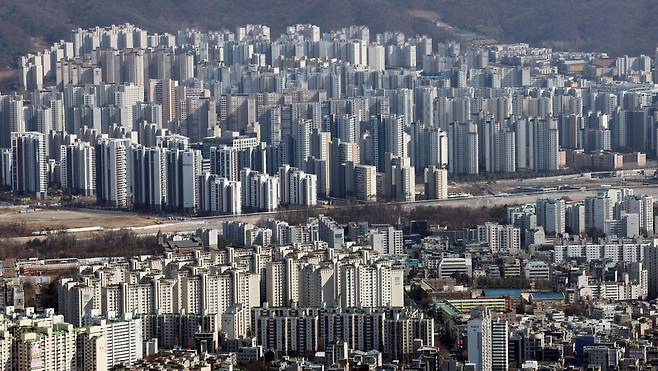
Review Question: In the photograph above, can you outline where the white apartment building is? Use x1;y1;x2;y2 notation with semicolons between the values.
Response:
424;166;448;200
95;138;129;208
467;307;492;371
60;141;95;196
354;164;377;201
553;241;648;264
437;257;473;278
11;132;48;199
279;165;317;206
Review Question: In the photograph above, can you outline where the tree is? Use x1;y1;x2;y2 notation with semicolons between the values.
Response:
22;281;37;307
451;272;471;286
476;276;530;289
564;303;587;317
0;230;161;260
39;278;62;309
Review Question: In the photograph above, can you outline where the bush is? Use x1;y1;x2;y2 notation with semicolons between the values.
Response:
275;203;507;228
0;230;160;260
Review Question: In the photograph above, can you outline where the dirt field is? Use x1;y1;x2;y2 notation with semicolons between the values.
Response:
0;207;166;232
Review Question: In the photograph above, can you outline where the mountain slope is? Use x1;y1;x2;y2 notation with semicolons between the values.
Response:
436;0;658;56
0;0;656;71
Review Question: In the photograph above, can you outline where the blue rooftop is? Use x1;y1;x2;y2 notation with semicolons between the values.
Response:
482;289;522;297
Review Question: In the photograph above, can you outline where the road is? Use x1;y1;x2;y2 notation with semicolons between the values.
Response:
26;183;657;238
